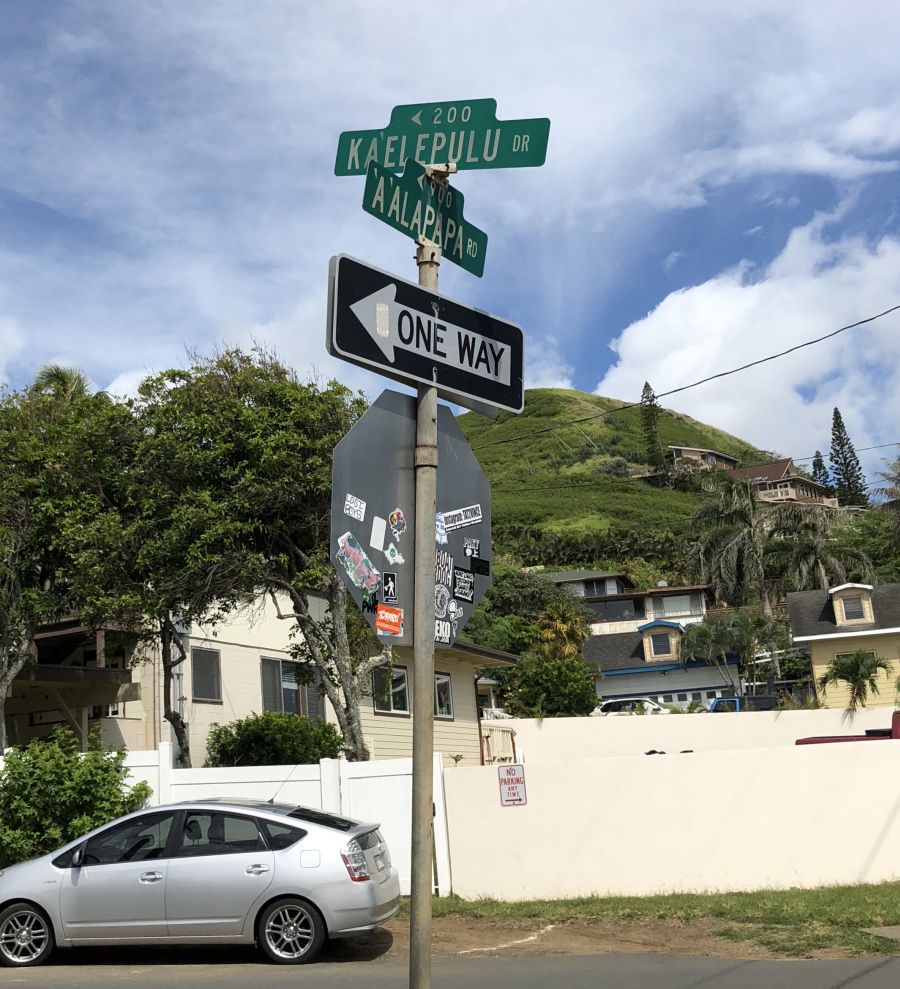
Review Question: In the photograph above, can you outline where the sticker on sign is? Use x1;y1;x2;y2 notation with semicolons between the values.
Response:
498;764;527;807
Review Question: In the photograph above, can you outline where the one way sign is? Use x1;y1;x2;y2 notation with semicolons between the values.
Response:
327;255;524;413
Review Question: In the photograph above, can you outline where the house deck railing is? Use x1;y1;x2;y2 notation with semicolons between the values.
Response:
481;723;517;765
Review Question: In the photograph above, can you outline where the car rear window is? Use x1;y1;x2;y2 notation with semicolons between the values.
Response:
261;820;307;850
287;807;355;831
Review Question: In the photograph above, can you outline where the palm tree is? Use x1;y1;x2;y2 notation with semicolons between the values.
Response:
817;649;892;712
678;619;738;692
537;597;591;659
31;364;91;402
690;477;780;615
873;456;900;552
725;609;791;695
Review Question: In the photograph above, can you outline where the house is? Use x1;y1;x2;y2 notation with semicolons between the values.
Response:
667;446;741;471
542;569;736;708
787;583;900;709
7;595;513;767
730;458;839;508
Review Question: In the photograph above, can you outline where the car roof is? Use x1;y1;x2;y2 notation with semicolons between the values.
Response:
172;799;366;833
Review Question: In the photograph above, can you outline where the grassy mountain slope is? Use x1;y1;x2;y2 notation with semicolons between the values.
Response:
458;388;773;567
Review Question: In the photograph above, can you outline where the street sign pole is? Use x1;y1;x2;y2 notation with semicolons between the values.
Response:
410;235;439;989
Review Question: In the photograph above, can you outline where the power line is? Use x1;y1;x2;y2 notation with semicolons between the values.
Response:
793;442;899;462
473;303;900;452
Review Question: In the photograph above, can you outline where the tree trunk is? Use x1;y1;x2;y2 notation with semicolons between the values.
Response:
0;678;9;752
160;618;191;768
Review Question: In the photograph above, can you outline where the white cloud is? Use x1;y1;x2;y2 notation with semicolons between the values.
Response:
525;336;574;390
595;209;900;479
0;316;24;385
663;251;684;271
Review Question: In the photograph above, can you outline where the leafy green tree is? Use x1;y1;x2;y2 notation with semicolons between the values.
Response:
678;619;739;693
726;609;790;692
205;712;343;767
640;382;665;471
537;596;591;659
830;407;868;507
504;653;597;718
31;364;91;402
817;649;892;711
0;727;150;868
811;450;833;496
873;456;900;554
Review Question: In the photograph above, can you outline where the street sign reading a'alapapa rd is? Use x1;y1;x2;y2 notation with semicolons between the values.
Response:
363;159;488;277
327;254;523;413
335;98;550;176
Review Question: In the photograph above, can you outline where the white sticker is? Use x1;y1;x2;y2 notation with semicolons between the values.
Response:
344;493;366;522
435;512;448;545
369;516;386;552
384;542;405;565
443;504;483;531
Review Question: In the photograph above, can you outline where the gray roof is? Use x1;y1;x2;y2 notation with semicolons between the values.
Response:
541;569;626;585
583;632;669;672
787;583;900;639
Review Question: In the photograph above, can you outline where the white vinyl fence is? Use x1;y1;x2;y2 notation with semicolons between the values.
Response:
124;743;450;896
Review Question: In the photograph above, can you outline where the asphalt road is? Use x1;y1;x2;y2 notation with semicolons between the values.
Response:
4;946;900;989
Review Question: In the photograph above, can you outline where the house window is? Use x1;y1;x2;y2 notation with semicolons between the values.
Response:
841;596;865;621
655;594;701;619
434;672;453;719
650;632;672;657
192;648;222;702
373;665;409;715
261;657;310;716
835;650;876;664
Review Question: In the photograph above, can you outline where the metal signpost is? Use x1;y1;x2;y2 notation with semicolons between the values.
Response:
330;98;548;989
363;159;488;277
327;253;523;413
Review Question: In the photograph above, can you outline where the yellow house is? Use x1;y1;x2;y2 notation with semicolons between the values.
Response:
787;583;900;709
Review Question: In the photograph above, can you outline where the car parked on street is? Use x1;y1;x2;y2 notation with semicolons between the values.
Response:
0;798;400;968
591;698;672;716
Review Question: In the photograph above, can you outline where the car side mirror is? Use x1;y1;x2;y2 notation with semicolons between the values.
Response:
71;846;84;869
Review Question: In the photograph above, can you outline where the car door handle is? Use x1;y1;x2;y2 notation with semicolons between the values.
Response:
140;872;163;884
245;864;270;876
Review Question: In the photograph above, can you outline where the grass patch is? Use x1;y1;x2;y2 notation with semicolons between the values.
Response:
424;883;900;957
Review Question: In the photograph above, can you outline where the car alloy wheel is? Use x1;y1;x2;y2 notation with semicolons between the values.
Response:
259;898;325;965
0;903;54;967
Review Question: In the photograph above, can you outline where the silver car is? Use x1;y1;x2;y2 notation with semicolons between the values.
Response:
0;798;400;967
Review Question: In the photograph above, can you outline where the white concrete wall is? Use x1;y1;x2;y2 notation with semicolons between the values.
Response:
444;740;900;900
507;707;893;762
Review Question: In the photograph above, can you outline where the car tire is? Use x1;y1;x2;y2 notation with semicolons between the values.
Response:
257;897;326;965
0;902;55;967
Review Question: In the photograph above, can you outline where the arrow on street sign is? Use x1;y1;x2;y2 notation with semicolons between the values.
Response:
327;255;524;414
335;98;550;176
363;159;488;277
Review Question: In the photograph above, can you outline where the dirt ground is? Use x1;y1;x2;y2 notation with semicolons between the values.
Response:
331;915;846;964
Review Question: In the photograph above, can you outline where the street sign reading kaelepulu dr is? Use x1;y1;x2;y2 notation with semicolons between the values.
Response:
327;255;524;413
335;98;550;176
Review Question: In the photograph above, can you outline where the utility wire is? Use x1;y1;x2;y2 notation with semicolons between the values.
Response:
473;303;900;452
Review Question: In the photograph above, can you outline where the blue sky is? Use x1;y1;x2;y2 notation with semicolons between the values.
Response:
2;1;900;483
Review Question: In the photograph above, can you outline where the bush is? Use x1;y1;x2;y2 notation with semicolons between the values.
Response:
596;456;630;477
205;711;344;767
505;654;597;718
0;727;151;868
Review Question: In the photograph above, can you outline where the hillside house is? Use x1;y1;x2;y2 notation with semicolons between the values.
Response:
730;458;839;508
787;583;900;709
667;446;741;471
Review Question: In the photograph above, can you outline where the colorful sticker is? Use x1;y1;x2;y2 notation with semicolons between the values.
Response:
442;504;482;531
336;532;380;596
382;571;398;604
369;516;387;552
434;619;452;645
434;583;451;619
389;508;407;541
463;537;480;558
435;512;448;545
376;603;404;637
344;493;366;522
384;542;405;565
435;549;454;589
453;569;475;603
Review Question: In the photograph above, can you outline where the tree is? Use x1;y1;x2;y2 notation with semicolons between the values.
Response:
830;408;868;507
873;456;900;554
811;450;833;496
31;363;91;402
205;711;343;767
678;620;738;693
0;727;150;868
504;653;597;718
639;382;665;472
817;649;892;711
726;609;790;694
537;596;591;658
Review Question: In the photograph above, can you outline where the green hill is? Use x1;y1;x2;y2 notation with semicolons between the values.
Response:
458;388;773;572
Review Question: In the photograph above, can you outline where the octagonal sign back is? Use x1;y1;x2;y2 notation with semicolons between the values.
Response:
331;389;491;649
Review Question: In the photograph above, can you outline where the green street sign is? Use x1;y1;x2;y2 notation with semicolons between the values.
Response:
363;159;488;277
335;98;550;176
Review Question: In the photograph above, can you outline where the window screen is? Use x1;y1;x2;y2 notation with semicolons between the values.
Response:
650;632;671;656
842;596;865;621
192;648;221;702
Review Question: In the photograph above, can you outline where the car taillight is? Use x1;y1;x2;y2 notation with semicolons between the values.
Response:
340;838;370;882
